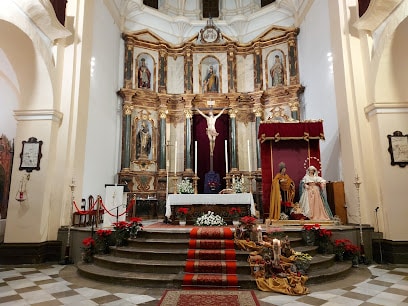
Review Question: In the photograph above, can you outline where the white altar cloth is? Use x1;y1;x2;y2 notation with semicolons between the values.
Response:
165;193;256;218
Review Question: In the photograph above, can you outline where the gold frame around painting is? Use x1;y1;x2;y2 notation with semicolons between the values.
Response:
132;115;156;168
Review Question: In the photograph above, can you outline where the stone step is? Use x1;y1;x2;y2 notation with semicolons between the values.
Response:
93;254;251;275
127;237;190;249
307;261;353;284
77;262;258;289
77;228;353;289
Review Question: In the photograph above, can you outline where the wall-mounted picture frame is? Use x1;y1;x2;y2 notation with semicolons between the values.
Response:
19;137;43;172
387;131;408;167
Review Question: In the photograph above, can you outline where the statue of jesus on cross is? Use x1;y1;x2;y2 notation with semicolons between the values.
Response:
195;105;227;156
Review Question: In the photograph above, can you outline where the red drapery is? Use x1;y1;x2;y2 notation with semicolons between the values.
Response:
258;121;325;219
193;114;229;193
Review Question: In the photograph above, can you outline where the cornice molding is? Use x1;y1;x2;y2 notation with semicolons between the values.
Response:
365;102;408;117
14;109;63;125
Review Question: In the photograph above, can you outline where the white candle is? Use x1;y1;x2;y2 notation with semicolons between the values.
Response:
194;141;198;175
247;139;251;172
224;140;228;174
257;225;262;243
174;141;177;175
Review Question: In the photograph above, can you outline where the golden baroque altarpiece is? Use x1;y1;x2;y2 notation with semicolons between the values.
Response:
117;22;304;218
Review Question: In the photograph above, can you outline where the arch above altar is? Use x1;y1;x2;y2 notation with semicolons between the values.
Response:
258;121;325;220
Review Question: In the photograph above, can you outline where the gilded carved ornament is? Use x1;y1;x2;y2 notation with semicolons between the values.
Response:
184;109;193;119
123;103;134;115
254;107;263;117
159;108;168;119
288;100;299;112
229;109;238;118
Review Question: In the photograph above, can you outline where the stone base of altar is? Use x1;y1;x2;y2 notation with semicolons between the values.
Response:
171;203;251;225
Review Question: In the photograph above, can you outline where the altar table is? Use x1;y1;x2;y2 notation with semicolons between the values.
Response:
166;193;256;222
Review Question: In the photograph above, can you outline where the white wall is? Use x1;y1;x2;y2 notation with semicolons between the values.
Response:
82;1;123;199
0;48;18;140
297;0;341;181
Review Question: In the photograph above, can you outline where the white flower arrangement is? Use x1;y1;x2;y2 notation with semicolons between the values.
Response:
231;175;247;193
177;179;194;194
195;211;227;227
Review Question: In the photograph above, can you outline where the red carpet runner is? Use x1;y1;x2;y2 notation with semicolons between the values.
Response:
182;227;239;289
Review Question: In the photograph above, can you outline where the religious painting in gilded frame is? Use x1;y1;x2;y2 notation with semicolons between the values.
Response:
201;56;221;94
387;131;408;167
267;49;286;88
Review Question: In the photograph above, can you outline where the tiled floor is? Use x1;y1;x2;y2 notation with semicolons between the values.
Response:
0;263;407;305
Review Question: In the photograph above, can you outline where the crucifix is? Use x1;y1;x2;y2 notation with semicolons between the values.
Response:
195;100;227;171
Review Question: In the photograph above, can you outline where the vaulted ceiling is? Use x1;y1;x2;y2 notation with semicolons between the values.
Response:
106;0;314;43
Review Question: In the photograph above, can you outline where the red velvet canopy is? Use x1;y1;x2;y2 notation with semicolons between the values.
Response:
258;121;325;219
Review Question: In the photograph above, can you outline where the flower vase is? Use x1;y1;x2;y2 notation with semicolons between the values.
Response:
232;219;240;226
319;241;329;254
179;219;186;226
82;251;93;263
352;255;359;267
302;230;315;246
336;251;344;262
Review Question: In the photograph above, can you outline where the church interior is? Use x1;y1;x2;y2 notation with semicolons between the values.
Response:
0;0;408;304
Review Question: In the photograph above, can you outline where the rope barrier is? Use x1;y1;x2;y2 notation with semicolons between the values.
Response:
72;197;137;217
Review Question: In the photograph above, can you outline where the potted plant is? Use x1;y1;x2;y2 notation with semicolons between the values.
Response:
129;217;143;238
229;207;241;225
344;242;361;266
95;229;113;254
177;207;188;226
293;251;312;274
81;236;95;263
301;223;320;246
177;179;194;194
195;211;226;226
238;215;258;241
112;221;131;246
315;227;333;254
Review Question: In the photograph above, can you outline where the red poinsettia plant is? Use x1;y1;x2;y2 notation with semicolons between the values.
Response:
177;207;189;219
334;238;360;259
95;229;113;254
129;217;143;238
96;229;112;238
317;228;333;241
240;215;257;225
81;236;95;262
229;207;241;218
302;223;321;232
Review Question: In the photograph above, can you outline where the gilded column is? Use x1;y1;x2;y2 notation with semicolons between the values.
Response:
124;36;133;89
122;101;133;169
184;109;193;171
254;43;263;89
288;34;299;84
289;99;300;121
229;109;238;170
158;48;167;93
227;44;236;93
254;107;263;170
184;46;193;94
159;108;168;171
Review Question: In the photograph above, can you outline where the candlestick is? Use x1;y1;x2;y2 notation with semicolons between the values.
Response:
225;140;228;174
195;141;198;175
247;139;251;172
174;141;177;175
